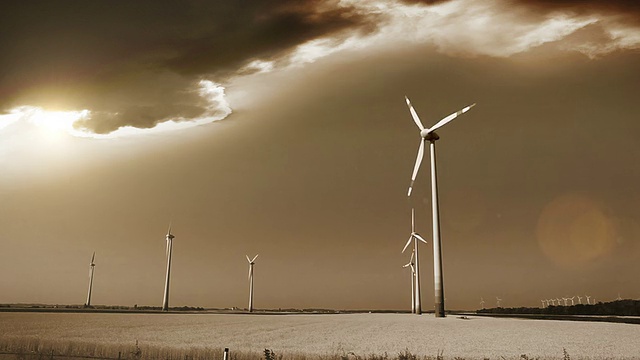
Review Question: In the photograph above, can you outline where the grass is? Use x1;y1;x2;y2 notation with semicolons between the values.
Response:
0;338;579;360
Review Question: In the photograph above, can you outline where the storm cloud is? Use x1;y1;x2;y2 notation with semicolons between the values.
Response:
1;0;638;135
0;0;370;134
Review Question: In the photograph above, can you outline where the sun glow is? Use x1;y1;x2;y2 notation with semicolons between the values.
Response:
0;81;231;139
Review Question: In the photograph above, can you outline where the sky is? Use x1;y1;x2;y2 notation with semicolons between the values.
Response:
1;0;639;311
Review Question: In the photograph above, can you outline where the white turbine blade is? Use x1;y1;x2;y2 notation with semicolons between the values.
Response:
413;233;428;244
407;140;425;197
91;252;95;263
427;103;476;133
405;96;425;131
403;263;411;268
410;250;414;263
251;254;259;262
246;255;251;263
401;237;413;253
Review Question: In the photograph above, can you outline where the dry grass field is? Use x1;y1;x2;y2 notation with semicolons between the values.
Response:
1;313;639;359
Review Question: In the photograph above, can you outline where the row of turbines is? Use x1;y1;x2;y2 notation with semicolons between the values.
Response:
84;226;261;312
84;97;476;316
541;296;596;307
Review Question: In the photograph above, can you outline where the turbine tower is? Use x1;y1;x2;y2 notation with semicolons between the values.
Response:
162;224;175;311
402;208;428;315
405;96;476;317
247;254;259;312
480;297;485;309
402;250;416;313
85;252;96;307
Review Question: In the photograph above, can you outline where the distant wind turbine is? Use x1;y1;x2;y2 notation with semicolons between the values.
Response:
162;224;175;311
496;297;502;307
556;298;563;306
541;300;545;308
247;254;259;312
549;299;555;306
577;295;582;304
480;297;485;309
85;252;96;307
562;297;569;306
586;295;591;305
569;296;575;306
405;97;475;317
616;293;622;301
401;208;428;315
402;250;416;313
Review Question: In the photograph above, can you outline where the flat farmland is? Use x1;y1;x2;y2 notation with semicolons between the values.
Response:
1;313;639;359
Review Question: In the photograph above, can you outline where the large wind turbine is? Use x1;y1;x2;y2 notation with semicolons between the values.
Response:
247;254;259;312
405;97;476;317
402;250;416;313
162;225;175;311
85;252;96;307
402;208;428;315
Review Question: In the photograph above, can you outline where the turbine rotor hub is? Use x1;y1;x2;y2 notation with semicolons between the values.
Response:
422;131;439;141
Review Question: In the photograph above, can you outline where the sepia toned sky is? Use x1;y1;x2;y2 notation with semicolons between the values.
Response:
1;0;639;311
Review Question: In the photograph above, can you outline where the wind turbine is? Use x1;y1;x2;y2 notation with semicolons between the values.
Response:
569;296;575;306
541;300;545;308
402;250;416;313
162;224;175;311
496;297;502;307
247;254;259;312
480;297;485;309
586;295;591;305
556;298;563;306
405;97;476;317
549;299;555;306
85;252;96;307
401;208;428;315
577;295;582;304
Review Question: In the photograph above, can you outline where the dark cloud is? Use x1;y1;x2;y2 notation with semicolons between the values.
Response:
0;0;370;133
397;0;452;4
509;0;640;23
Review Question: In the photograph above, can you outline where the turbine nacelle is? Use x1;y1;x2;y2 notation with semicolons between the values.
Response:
420;130;439;140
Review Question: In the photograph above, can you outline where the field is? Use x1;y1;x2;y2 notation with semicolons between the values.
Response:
1;313;639;359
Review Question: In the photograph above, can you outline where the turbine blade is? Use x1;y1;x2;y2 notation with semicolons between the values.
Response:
167;221;172;236
405;96;425;130
401;237;413;253
410;250;414;263
413;233;428;244
252;254;259;262
246;255;251;263
91;252;95;263
407;140;425;197
403;263;411;268
427;103;475;133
